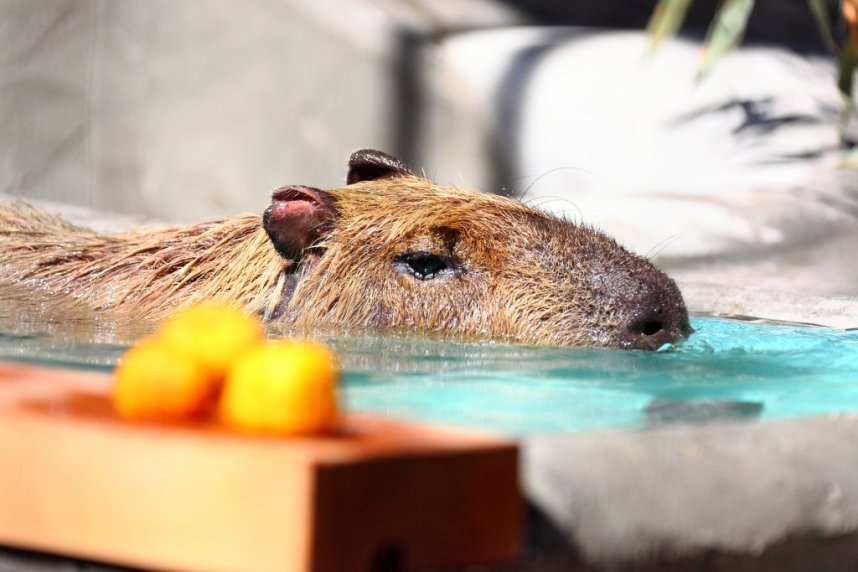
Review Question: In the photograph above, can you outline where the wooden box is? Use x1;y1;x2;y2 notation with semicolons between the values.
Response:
0;361;521;571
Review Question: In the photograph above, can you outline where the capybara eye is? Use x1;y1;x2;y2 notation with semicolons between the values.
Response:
393;252;458;281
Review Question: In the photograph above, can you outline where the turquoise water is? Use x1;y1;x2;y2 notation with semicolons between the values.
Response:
334;318;858;433
1;298;856;435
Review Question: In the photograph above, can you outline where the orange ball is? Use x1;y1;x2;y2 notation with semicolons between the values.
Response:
113;342;217;421
157;302;265;380
219;341;339;435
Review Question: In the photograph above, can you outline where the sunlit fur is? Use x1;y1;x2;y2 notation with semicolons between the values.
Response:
0;203;280;318
0;176;687;347
285;177;685;346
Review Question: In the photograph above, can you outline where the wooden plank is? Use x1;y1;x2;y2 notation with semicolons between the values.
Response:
0;361;521;571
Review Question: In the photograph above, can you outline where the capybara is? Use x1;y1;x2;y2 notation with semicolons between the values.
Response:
0;149;691;349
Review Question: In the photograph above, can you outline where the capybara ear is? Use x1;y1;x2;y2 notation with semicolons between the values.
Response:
347;149;413;184
262;185;337;261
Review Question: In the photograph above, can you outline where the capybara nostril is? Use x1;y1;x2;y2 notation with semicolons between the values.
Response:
630;315;665;338
627;310;669;351
625;304;691;351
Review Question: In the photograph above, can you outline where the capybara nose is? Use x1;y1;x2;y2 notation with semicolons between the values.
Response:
627;307;672;350
622;290;692;351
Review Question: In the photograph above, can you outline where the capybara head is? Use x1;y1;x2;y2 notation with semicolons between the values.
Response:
263;149;692;350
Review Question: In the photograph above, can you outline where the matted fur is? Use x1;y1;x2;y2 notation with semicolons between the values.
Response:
0;202;282;319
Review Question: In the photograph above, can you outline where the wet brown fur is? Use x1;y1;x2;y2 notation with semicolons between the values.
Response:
0;202;281;318
287;176;670;346
0;176;687;347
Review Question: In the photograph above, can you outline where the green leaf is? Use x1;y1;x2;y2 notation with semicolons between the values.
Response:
807;0;838;54
646;0;694;54
698;0;756;78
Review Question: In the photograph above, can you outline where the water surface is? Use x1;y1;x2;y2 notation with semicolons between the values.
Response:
1;287;856;435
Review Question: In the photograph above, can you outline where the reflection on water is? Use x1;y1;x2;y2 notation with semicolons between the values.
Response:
1;282;857;435
0;283;154;370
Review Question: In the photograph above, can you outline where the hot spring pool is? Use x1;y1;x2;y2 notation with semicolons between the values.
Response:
1;296;856;435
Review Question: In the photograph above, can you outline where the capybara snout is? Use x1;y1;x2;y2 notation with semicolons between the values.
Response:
511;212;692;349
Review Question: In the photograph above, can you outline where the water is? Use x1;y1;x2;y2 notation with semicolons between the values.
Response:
1;289;856;435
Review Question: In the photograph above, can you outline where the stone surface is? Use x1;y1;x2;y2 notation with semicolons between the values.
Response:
679;281;858;330
523;415;858;569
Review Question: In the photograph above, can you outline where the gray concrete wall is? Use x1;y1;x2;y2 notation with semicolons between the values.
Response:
0;0;517;223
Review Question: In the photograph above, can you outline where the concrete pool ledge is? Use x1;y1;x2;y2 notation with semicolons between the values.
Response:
679;281;858;330
521;414;858;570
